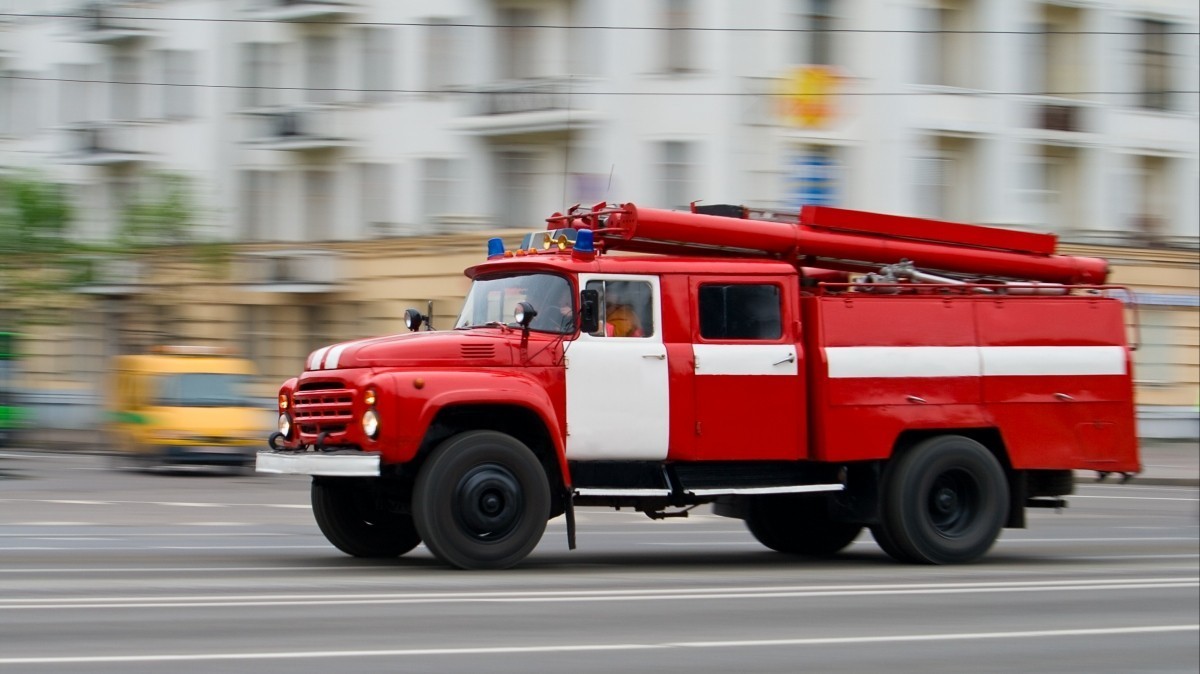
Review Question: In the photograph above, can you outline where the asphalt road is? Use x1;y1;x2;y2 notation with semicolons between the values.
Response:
1;450;1197;674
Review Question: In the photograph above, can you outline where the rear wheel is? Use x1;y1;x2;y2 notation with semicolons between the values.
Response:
744;494;863;556
311;479;421;558
413;431;550;570
878;435;1009;564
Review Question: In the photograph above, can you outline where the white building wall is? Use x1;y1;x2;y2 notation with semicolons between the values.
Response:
0;0;1195;247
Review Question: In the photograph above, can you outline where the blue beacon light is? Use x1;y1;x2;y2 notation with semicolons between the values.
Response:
572;229;596;260
486;237;505;259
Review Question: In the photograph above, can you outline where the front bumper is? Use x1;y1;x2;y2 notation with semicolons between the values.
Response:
256;450;381;476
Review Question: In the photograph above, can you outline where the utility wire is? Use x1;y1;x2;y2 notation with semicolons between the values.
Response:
0;12;1197;34
3;74;1197;98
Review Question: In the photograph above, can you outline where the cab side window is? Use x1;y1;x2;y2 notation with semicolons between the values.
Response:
585;280;655;338
698;284;781;340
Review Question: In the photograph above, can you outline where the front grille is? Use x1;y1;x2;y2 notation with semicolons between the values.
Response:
293;384;355;436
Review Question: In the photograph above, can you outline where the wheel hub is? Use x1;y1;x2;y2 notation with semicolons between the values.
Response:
455;463;523;541
928;469;977;536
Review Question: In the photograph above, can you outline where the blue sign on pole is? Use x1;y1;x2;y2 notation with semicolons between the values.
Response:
787;150;838;210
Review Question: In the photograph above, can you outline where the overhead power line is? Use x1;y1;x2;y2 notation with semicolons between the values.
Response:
0;12;1197;34
3;74;1197;98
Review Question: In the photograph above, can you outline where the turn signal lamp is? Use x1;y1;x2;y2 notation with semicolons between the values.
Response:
364;389;377;406
278;394;289;410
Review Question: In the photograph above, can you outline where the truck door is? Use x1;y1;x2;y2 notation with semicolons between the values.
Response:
564;274;670;461
686;276;804;461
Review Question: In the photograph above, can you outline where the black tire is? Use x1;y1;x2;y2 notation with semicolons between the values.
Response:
413;430;550;570
311;479;421;558
878;435;1009;565
744;494;863;556
868;523;916;563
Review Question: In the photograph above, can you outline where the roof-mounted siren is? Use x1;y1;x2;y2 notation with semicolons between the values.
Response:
555;201;1108;285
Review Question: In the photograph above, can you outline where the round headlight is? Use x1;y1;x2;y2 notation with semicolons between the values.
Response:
362;409;380;439
277;414;292;437
514;301;537;327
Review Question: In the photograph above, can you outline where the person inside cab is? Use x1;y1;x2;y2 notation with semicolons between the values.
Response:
604;283;644;338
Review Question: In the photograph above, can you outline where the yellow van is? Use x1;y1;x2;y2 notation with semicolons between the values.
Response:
108;347;265;471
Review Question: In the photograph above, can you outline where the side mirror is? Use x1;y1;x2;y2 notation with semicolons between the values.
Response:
403;308;424;332
579;289;600;334
514;302;537;329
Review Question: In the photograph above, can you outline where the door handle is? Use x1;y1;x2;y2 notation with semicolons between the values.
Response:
1054;392;1076;402
773;353;796;366
642;353;666;360
906;395;928;404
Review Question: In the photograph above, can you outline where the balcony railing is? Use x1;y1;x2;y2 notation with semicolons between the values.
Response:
76;4;152;44
248;0;359;22
65;123;148;165
455;77;601;136
235;250;340;293
245;107;353;151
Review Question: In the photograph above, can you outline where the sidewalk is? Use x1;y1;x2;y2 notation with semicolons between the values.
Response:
1075;440;1199;487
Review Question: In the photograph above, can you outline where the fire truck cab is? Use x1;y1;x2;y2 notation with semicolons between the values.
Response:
258;202;1139;570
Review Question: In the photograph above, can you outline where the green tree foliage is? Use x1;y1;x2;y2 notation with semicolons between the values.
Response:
0;171;221;326
0;171;81;315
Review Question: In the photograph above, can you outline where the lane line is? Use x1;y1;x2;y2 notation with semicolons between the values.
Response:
1;578;1194;610
0;625;1194;665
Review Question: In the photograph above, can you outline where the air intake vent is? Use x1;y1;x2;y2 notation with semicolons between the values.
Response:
460;344;495;359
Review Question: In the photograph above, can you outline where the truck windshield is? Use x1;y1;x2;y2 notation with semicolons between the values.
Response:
455;273;575;334
153;373;250;407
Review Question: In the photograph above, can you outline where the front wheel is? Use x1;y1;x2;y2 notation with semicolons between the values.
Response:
877;435;1009;564
413;431;551;570
744;494;863;556
311;479;421;558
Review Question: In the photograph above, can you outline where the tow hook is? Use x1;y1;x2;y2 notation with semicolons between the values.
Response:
267;432;284;450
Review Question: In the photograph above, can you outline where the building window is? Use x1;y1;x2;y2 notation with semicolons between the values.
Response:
1133;308;1175;385
663;0;696;73
497;150;538;228
162;50;197;120
304;170;335;241
425;18;461;91
1127;155;1170;241
792;0;836;66
919;0;977;88
305;35;337;105
698;284;782;341
241;43;281;108
361;26;395;103
913;138;977;221
1023;147;1081;232
420;157;461;225
657;140;698;209
1139;20;1173;111
112;55;139;120
359;163;394;236
1037;4;1084;98
239;170;275;241
500;8;539;80
58;64;89;126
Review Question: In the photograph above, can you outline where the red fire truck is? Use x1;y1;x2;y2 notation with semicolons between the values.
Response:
258;202;1139;569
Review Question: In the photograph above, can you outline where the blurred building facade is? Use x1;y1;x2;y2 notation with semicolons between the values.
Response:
0;0;1197;441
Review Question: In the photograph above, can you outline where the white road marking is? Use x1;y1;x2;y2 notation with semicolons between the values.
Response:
1068;495;1199;502
0;625;1193;665
0;577;1194;610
